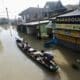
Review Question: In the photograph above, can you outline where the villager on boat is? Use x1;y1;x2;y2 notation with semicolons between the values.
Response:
17;38;54;63
41;50;54;65
16;38;58;72
28;47;37;54
33;51;42;59
22;40;31;50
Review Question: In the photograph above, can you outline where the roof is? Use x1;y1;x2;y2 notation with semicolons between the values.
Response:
44;1;66;12
19;1;66;16
58;9;80;17
19;20;49;26
19;7;44;16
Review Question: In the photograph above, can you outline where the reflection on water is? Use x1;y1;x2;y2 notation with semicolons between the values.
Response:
0;25;61;80
18;32;45;50
0;40;3;52
17;25;80;80
0;24;9;30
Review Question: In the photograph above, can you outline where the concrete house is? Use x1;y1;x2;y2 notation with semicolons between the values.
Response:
17;20;52;39
19;1;67;23
19;7;45;22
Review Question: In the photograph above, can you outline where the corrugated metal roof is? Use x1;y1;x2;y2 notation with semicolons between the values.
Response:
58;9;80;17
19;20;49;26
19;7;44;15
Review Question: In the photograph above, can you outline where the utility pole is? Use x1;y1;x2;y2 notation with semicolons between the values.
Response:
6;8;10;25
6;8;12;36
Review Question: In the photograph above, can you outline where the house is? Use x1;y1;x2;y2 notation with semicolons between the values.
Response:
51;8;80;51
17;20;55;39
19;7;45;22
19;1;67;23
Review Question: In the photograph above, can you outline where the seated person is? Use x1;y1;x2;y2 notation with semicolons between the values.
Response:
28;48;36;53
41;50;54;63
33;51;42;58
23;43;27;49
23;42;31;50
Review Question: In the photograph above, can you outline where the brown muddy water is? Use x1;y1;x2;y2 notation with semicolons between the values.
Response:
0;25;80;80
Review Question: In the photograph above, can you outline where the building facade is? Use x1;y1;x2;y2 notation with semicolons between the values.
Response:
52;8;80;51
17;20;53;39
19;1;67;23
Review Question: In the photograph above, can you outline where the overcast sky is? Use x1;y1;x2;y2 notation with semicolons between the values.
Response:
0;0;79;19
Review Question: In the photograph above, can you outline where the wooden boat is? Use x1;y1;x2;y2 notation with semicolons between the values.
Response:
16;38;58;72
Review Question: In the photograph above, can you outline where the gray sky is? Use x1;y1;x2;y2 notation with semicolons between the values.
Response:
0;0;79;19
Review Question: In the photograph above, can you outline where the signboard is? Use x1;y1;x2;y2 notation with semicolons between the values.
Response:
56;24;80;30
56;16;80;24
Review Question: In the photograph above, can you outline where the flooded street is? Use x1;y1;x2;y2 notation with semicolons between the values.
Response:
0;25;80;80
0;25;60;80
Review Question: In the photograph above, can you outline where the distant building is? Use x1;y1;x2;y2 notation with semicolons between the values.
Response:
0;18;8;24
44;1;67;17
19;7;44;22
19;1;67;23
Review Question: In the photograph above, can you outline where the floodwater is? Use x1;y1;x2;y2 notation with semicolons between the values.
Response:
0;25;80;80
0;25;60;80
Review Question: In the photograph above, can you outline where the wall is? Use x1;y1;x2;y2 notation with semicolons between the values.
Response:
40;24;48;37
